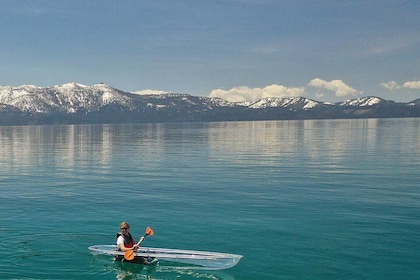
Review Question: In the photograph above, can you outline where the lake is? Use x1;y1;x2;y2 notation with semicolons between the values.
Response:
0;118;419;279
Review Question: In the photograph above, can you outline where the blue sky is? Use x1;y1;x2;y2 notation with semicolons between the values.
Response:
0;0;419;102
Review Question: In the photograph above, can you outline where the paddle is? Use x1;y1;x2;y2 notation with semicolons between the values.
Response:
124;226;154;261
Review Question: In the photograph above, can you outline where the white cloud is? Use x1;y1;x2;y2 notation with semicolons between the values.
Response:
308;78;359;97
380;80;420;91
402;81;420;89
380;81;400;91
209;84;305;102
132;89;168;95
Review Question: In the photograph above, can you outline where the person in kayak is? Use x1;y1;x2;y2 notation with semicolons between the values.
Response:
115;221;149;264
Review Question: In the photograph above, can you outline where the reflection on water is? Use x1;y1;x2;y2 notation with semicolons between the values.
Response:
113;262;236;280
97;256;236;280
1;119;418;173
207;118;419;161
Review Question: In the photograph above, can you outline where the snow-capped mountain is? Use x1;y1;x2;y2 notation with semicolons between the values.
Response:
0;83;137;114
0;83;418;125
248;97;323;109
338;96;390;107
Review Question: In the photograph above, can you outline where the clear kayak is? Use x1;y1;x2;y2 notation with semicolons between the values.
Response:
88;245;242;270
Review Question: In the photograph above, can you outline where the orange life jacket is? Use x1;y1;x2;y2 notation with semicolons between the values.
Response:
116;232;135;248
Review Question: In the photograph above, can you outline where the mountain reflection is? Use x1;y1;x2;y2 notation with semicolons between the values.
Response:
0;119;418;173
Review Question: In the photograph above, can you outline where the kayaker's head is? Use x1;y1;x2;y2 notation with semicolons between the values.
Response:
120;221;130;235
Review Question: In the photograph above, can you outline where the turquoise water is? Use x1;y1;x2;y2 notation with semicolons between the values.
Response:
0;119;419;279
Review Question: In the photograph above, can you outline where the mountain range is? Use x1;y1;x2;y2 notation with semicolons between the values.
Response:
0;83;419;125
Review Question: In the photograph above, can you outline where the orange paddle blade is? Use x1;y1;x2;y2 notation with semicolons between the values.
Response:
124;250;135;261
145;226;154;236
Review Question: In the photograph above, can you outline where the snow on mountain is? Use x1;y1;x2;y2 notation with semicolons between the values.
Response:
0;85;53;113
248;97;322;109
338;97;385;107
198;96;237;107
0;83;136;113
407;98;420;106
0;85;41;103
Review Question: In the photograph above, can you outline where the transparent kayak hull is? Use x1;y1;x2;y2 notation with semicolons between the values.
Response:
88;245;242;270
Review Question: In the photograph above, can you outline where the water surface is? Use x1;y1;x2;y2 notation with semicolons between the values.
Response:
0;118;419;279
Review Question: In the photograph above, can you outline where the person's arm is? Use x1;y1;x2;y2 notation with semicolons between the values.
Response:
117;236;139;252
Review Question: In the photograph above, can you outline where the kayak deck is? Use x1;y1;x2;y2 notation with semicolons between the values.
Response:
88;245;242;270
